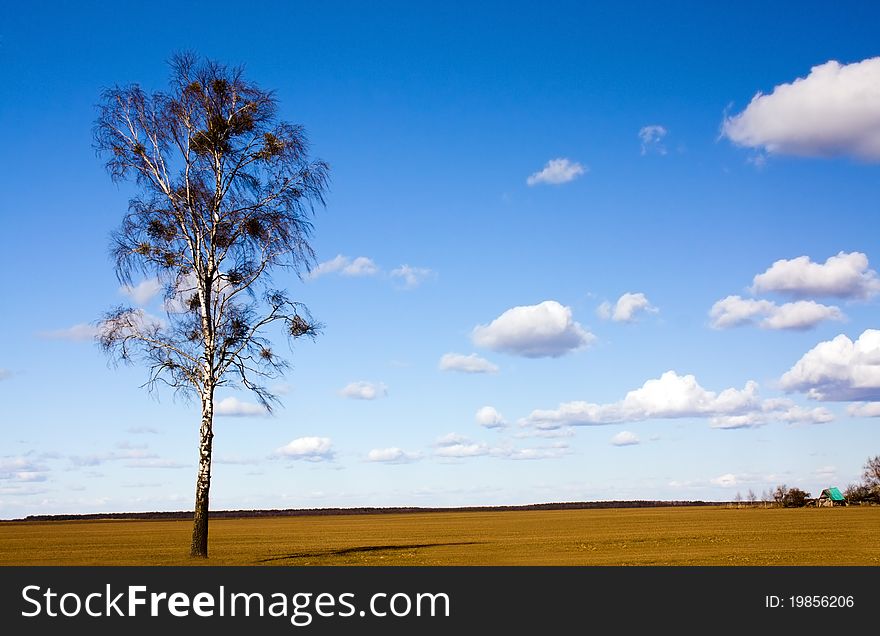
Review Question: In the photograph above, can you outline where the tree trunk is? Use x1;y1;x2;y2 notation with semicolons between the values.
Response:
190;393;214;558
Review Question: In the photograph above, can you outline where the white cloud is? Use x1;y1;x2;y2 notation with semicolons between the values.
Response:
435;432;469;446
525;370;761;429
707;413;767;430
751;252;880;299
366;448;422;463
639;125;668;155
39;323;100;341
433;433;490;458
721;57;880;160
390;265;434;289
709;400;835;429
472;300;595;358
309;255;379;279
214;396;269;417
339;381;388;400
0;457;48;482
0;369;11;381
439;353;499;374
431;435;566;461
309;255;348;277
526;158;587;186
120;278;163;306
709;295;844;330
275;437;334;461
12;471;47;482
498;443;569;461
435;442;491;458
598;292;658;323
760;301;845;330
780;329;880;401
309;256;433;290
344;256;380;277
610;431;640;446
847;402;880;417
475;406;507;429
711;473;738;487
774;404;835;425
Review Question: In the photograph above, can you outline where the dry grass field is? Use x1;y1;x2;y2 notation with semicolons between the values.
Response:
1;506;878;566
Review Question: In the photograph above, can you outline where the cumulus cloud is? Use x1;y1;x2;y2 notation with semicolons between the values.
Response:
526;158;587;186
214;397;269;417
709;399;834;429
435;432;470;446
432;433;565;460
610;431;640;446
435;441;491;458
275;437;335;461
433;433;491;458
390;265;434;289
639;125;668;155
709;295;844;330
120;278;163;306
339;381;388;400
751;252;880;299
847;402;880;417
523;370;830;431
597;292;658;323
475;406;507;429
344;256;381;277
438;353;499;374
309;255;380;279
721;57;880;160
780;329;880;401
525;371;761;429
366;448;422;463
472;300;595;358
774;405;835;424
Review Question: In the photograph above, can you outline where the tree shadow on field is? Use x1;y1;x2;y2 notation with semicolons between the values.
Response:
257;541;483;563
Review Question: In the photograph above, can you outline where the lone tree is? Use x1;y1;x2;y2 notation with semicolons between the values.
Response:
94;54;329;557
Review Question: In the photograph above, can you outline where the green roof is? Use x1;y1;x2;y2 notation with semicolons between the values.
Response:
821;487;845;501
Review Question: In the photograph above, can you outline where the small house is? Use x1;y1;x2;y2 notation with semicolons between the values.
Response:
818;487;846;507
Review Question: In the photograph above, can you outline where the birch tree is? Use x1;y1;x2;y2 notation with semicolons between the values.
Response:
94;54;328;557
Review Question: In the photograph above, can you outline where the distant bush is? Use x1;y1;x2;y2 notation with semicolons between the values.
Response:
773;484;810;508
844;483;879;505
784;488;810;508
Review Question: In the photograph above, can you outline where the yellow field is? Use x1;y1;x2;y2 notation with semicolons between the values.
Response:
1;506;878;566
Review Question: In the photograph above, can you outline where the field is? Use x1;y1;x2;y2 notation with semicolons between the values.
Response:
1;506;878;566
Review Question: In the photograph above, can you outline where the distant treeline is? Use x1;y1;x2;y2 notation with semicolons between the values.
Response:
16;500;720;522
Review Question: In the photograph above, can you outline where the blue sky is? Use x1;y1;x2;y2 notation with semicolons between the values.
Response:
2;1;880;518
